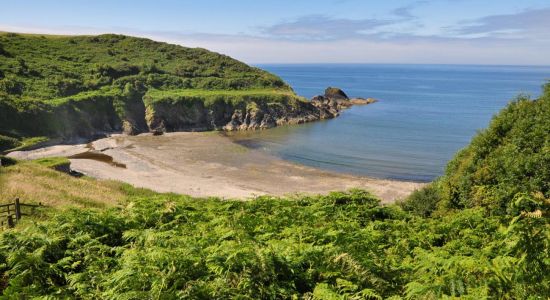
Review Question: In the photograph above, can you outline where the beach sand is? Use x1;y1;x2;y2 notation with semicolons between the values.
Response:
8;132;424;203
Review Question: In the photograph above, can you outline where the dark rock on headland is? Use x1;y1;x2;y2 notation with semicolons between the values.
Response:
310;87;377;115
324;87;349;100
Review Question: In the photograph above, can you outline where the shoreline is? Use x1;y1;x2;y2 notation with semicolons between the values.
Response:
8;132;424;202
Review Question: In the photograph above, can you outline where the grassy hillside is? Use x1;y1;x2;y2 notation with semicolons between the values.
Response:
402;83;550;217
0;158;132;208
441;84;550;214
0;33;289;101
0;33;308;145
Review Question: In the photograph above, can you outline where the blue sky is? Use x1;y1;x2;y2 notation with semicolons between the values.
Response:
1;0;549;65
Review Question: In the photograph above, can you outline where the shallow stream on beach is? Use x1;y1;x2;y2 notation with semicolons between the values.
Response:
233;64;550;181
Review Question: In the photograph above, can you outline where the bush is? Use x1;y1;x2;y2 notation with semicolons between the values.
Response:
32;157;70;169
0;188;547;299
0;135;20;152
400;183;441;217
0;78;24;95
48;77;83;97
439;84;550;214
0;155;17;166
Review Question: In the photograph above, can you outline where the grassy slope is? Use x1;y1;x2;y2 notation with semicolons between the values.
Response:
146;88;298;99
441;84;550;213
402;83;550;217
0;32;290;102
0;159;132;208
0;33;301;140
144;88;307;115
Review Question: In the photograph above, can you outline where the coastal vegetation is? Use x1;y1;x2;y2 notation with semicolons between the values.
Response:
0;33;340;144
0;84;548;298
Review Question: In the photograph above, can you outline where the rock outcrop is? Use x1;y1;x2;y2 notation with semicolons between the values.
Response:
146;95;329;132
144;87;376;133
324;87;349;101
310;87;377;114
147;97;333;134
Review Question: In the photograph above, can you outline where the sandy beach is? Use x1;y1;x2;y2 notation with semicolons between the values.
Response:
8;132;424;203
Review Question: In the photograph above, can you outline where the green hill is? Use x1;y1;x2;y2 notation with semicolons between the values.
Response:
0;33;333;149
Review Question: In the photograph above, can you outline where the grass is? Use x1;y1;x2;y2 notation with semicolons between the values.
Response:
0;160;129;208
146;88;297;99
144;88;308;111
0;33;291;103
32;157;70;169
48;87;120;106
5;136;49;152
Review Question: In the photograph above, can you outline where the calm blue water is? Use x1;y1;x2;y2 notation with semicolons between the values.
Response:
235;64;550;182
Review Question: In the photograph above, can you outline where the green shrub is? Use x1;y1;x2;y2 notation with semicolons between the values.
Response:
400;183;441;217
0;78;24;95
439;83;550;214
0;189;547;298
0;155;17;166
0;135;20;152
32;157;70;169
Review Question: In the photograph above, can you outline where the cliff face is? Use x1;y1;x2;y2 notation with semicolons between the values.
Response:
144;92;343;133
0;95;122;140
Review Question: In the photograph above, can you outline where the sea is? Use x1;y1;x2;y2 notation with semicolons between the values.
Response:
233;64;550;182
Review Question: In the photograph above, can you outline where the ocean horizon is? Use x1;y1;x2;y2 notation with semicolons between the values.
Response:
232;63;550;182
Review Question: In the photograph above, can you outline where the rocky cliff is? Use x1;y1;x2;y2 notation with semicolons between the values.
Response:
143;87;375;134
144;90;348;133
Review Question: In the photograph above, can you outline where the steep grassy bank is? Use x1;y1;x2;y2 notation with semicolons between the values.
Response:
402;83;550;217
0;33;336;147
0;158;132;208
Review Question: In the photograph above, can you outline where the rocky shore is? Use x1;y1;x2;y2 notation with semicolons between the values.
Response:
151;87;377;133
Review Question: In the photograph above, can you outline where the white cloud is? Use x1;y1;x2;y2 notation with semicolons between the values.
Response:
1;5;549;66
451;7;550;40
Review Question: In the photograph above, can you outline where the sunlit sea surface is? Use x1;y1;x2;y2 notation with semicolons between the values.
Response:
230;64;549;182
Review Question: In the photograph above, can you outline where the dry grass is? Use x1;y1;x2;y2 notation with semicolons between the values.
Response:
0;161;128;208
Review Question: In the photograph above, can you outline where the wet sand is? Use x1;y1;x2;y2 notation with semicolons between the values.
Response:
8;132;424;202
